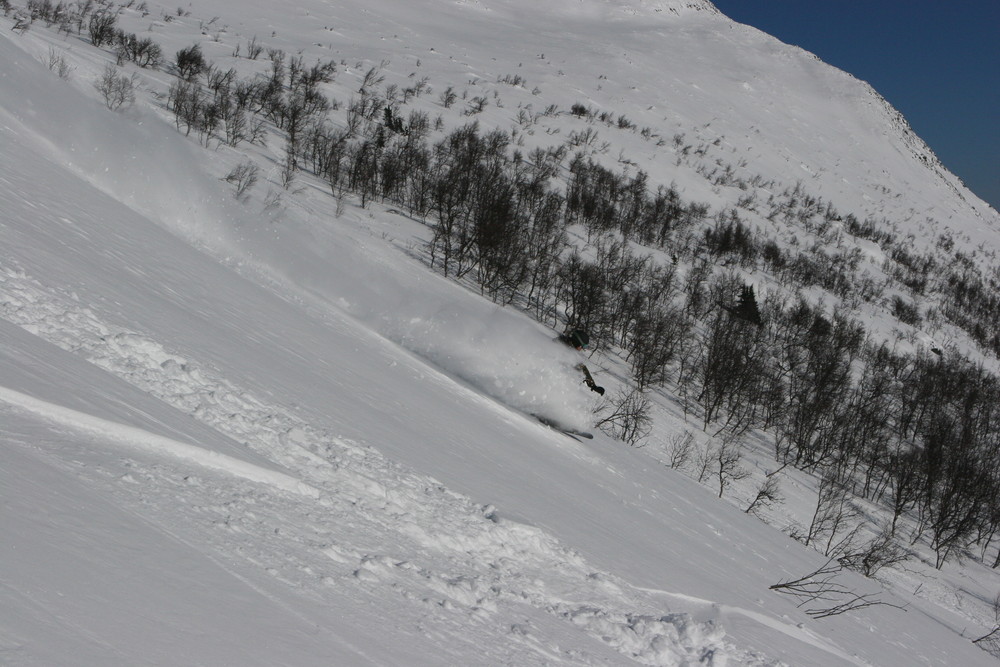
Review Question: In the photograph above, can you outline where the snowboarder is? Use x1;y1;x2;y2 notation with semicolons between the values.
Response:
559;329;605;395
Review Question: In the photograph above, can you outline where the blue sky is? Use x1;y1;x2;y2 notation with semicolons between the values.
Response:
709;0;1000;213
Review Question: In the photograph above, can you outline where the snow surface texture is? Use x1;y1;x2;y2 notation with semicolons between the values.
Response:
2;0;999;665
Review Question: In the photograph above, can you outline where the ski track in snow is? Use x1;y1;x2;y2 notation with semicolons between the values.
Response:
0;385;321;499
0;262;786;665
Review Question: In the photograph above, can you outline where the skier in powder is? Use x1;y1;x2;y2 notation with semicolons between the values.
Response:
559;329;605;395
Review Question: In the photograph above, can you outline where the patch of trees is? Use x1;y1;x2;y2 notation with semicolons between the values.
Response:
166;48;341;151
841;212;1000;359
113;29;161;68
940;256;1000;357
681;289;1000;572
565;156;709;248
295;112;1000;572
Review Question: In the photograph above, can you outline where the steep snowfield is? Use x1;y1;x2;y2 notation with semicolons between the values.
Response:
157;0;996;243
2;0;999;665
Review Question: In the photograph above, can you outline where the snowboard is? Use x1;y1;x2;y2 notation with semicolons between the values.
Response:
533;414;594;440
578;363;605;396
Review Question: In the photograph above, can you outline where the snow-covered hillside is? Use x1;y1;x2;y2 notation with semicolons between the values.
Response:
3;0;1000;665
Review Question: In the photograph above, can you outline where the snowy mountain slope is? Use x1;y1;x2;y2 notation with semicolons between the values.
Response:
0;29;777;666
160;0;995;244
3;1;1000;666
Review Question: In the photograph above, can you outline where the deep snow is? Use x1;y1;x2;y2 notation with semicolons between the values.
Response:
2;1;1000;665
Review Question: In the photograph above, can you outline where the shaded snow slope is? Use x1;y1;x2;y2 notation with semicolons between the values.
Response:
2;4;999;667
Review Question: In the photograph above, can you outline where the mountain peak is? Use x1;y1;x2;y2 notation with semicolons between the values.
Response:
600;0;720;15
459;0;719;20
